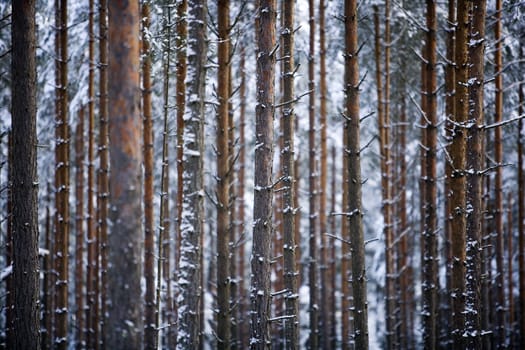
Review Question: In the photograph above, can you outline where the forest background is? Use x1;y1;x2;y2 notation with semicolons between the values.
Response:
1;0;525;349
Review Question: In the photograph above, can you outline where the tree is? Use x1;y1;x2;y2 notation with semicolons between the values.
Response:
421;1;438;349
107;0;143;347
250;0;276;347
217;0;231;348
74;107;85;349
280;0;299;347
464;2;486;347
11;0;40;348
141;2;156;349
54;0;69;347
519;47;525;348
307;0;318;348
177;0;207;347
345;0;369;348
450;1;470;348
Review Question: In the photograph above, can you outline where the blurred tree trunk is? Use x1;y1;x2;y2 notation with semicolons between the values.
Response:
507;193;514;348
307;0;318;348
421;2;438;349
85;0;97;346
142;2;156;349
464;2;486;348
344;1;369;348
107;0;143;347
493;1;506;346
450;1;470;348
97;0;109;345
217;0;231;348
74;108;85;350
519;52;525;348
11;0;40;348
281;0;299;347
250;1;276;348
54;0;69;347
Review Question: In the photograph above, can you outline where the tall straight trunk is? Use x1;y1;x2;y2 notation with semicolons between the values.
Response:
42;184;54;350
493;1;505;346
329;144;337;350
250;1;276;348
11;1;40;347
507;193;514;348
107;0;143;347
85;0;97;346
97;0;109;345
281;0;299;348
159;3;172;347
443;1;456;345
344;1;369;348
519;55;525;349
175;0;187;250
341;119;351;350
307;0;318;348
142;2;156;349
464;2;486;348
6;133;14;350
450;1;470;348
421;2;438;349
217;1;231;348
177;1;207;347
318;0;330;346
74;108;85;350
54;0;69;347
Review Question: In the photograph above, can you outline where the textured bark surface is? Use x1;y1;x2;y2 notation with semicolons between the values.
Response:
281;0;299;347
54;0;69;347
450;1;469;348
345;1;369;349
177;0;207;347
464;2;486;348
422;2;438;349
11;1;40;348
107;0;143;347
217;1;231;348
250;1;276;348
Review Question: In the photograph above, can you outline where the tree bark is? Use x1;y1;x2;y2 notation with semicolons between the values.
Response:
281;0;299;347
74;107;85;350
345;1;369;349
177;0;207;347
107;0;143;347
307;0;318;348
250;1;276;348
464;2;486;348
11;1;40;347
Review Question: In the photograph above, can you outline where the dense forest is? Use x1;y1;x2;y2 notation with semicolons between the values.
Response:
1;0;525;349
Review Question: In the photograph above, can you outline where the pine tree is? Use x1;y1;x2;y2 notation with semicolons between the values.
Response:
11;1;40;347
107;0;143;346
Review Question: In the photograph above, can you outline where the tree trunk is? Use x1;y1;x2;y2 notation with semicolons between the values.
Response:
11;2;40;347
177;0;207;347
450;1;470;348
85;0;97;346
107;0;143;347
345;1;369;349
507;192;514;348
217;1;231;348
281;0;299;347
518;50;525;349
54;0;69;347
307;0;318;348
142;2;156;349
74;107;85;350
250;1;276;348
464;2;486;348
421;2;438;349
493;1;506;346
97;0;109;345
